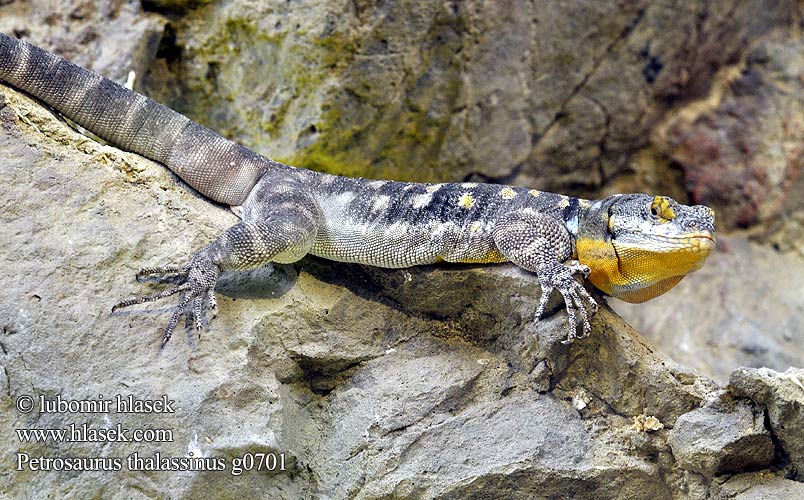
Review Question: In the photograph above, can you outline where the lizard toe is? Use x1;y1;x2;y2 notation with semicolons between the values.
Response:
135;265;189;282
113;250;221;347
534;284;554;321
555;279;597;343
207;289;219;320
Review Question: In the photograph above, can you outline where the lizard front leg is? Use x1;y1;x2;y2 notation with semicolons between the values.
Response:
113;176;320;348
493;209;598;342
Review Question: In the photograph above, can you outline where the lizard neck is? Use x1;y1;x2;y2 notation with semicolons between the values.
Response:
574;196;712;303
574;198;624;298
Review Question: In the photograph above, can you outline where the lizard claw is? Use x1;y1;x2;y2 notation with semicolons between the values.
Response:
112;251;220;348
565;259;591;279
533;261;598;343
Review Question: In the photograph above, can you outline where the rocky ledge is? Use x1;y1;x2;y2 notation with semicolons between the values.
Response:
0;85;802;498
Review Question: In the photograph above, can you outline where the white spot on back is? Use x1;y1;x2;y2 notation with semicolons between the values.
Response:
432;221;457;241
411;193;433;209
367;180;386;189
461;182;478;188
328;191;356;210
426;184;443;193
371;195;391;212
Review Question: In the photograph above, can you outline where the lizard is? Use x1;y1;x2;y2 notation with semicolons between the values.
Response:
0;33;716;347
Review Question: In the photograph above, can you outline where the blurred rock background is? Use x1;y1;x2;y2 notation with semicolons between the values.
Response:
1;0;802;498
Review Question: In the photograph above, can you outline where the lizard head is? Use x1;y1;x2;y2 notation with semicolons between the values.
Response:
575;194;716;303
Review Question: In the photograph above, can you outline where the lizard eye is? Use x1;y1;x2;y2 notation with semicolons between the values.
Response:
650;196;675;222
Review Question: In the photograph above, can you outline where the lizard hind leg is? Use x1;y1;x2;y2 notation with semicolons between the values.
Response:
112;176;321;348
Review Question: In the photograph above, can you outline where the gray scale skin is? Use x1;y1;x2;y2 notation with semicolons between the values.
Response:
0;34;716;347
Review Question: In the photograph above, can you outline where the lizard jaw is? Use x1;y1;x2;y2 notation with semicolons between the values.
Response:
576;230;716;303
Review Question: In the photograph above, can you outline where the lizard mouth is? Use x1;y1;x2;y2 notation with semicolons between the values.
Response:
691;231;715;241
632;230;716;252
686;231;716;252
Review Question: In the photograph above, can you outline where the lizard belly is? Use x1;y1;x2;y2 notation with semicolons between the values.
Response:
310;216;504;268
310;218;440;268
308;182;510;268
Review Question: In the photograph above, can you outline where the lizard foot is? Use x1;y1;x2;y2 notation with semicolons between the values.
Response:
533;260;598;343
112;252;220;348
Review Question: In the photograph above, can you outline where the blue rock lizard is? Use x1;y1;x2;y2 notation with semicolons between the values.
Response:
0;33;716;347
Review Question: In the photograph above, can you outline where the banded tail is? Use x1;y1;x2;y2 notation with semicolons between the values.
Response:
0;32;271;205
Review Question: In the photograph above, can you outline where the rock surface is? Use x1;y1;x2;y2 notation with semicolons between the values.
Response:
0;0;797;198
713;472;804;500
668;400;773;477
729;367;804;481
614;237;804;384
0;75;801;500
650;27;804;235
0;0;165;84
0;0;803;498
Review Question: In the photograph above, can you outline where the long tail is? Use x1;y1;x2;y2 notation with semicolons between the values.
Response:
0;32;270;205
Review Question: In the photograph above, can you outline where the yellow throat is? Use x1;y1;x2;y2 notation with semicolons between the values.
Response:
573;195;716;303
575;233;715;303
